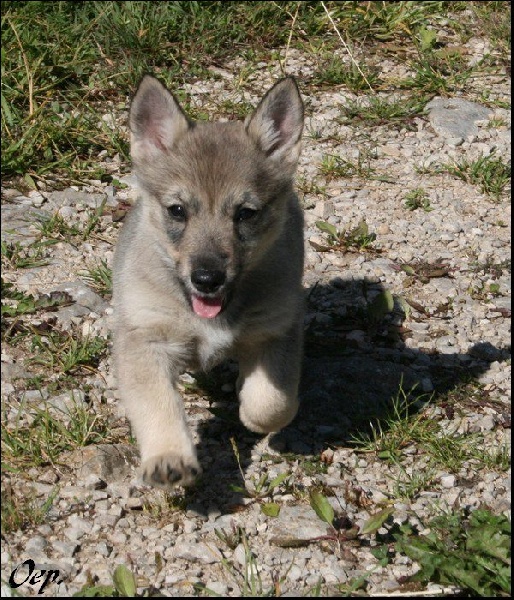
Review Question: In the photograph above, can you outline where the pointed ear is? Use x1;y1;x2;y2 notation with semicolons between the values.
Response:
245;77;304;173
129;75;192;165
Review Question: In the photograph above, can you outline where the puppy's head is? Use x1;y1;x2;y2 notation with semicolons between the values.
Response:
129;75;304;319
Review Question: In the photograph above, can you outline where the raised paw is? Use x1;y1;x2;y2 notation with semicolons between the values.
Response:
140;453;201;489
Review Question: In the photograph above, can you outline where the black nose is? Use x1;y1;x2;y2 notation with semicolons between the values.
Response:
191;269;226;294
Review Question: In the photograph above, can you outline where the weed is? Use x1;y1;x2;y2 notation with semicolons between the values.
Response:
1;280;72;319
391;258;451;284
313;219;377;252
339;95;428;127
1;486;59;535
230;437;290;500
395;508;511;596
351;383;434;462
470;256;511;279
298;456;329;478
35;212;82;241
319;152;376;181
215;524;245;551
351;382;511;479
324;1;456;43
442;152;511;201
391;465;438;501
35;202;107;244
214;97;255;120
79;259;112;298
481;441;511;471
238;532;267;596
1;240;50;269
29;329;108;375
470;1;511;57
468;281;504;302
307;488;511;596
142;491;188;521
2;395;111;468
400;40;474;95
299;486;393;598
296;176;327;201
404;188;433;212
235;529;288;597
73;564;138;597
312;57;380;91
199;527;281;597
487;117;507;129
478;89;511;110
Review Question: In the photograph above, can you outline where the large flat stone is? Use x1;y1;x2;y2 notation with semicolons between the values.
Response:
426;98;493;139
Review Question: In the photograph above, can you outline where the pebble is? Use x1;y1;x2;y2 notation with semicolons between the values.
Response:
25;536;48;554
440;474;456;488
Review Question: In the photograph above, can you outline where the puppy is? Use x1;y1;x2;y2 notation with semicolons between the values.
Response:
112;75;305;488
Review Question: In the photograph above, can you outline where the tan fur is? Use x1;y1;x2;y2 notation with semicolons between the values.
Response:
112;75;304;488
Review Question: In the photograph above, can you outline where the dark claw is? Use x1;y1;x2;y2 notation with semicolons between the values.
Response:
151;464;163;483
167;464;181;483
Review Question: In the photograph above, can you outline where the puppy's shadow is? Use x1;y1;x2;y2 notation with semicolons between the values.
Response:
191;276;510;511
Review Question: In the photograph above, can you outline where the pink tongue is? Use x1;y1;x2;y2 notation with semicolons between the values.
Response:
192;294;223;319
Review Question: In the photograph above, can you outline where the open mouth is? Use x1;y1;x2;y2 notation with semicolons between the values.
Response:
191;293;224;319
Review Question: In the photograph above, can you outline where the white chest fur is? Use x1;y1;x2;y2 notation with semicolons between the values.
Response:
195;319;236;370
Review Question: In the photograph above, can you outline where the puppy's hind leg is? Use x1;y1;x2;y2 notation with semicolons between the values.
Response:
237;323;303;434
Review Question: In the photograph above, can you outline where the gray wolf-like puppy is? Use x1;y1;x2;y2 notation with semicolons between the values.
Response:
112;75;305;488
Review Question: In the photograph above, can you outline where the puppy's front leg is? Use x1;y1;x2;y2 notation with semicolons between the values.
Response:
237;322;303;434
115;331;200;488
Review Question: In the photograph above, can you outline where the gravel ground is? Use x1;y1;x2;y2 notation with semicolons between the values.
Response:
1;41;511;597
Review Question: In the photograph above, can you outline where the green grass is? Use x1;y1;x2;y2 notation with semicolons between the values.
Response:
314;219;378;252
395;508;511;597
35;201;108;242
442;153;511;201
404;187;433;212
1;485;59;535
306;488;511;596
351;383;511;487
2;2;510;185
202;527;285;597
28;329;108;375
311;57;380;92
417;152;511;201
325;1;461;42
1;280;72;318
338;95;428;126
402;48;475;95
230;437;292;501
468;1;511;57
0;1;316;182
1;240;51;269
1;395;111;469
319;152;377;181
79;259;113;298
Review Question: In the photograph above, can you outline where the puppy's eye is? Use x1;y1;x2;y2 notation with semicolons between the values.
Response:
235;207;258;222
168;204;186;221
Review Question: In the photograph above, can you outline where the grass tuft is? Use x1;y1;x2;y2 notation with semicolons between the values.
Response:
2;395;111;469
395;508;511;597
443;153;511;201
